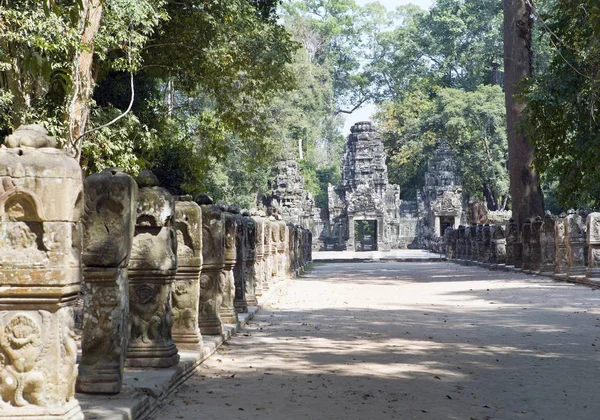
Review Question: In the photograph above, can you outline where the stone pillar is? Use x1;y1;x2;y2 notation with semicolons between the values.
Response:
505;218;518;268
0;125;83;418
540;214;556;276
491;224;507;268
233;210;248;314
126;171;179;368
269;217;280;281
434;217;441;238
554;214;569;280
482;224;493;265
464;226;472;261
457;225;465;260
566;210;587;281
220;207;237;324
530;216;543;273
243;212;258;306
291;225;299;274
172;197;203;350
277;218;288;279
469;223;477;263
476;224;485;263
77;168;137;394
251;212;265;297
586;212;600;284
286;223;294;275
198;200;225;335
263;217;273;289
521;219;532;273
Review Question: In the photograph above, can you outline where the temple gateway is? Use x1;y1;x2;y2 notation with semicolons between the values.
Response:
265;121;466;251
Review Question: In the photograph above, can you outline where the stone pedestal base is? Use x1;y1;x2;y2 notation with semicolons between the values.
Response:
198;269;224;335
126;272;179;368
0;398;83;419
76;267;129;394
220;268;237;324
0;308;82;418
171;270;203;350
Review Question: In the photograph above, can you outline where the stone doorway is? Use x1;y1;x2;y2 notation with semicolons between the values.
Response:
354;220;377;251
439;216;455;236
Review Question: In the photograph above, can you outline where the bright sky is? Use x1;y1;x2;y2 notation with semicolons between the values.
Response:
342;0;434;135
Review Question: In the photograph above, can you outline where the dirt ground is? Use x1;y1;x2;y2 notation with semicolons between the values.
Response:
150;262;600;420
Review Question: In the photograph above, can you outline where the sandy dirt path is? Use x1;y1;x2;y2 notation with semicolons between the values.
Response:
150;262;600;420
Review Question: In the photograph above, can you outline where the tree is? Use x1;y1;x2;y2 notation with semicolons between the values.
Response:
503;0;544;227
523;0;600;208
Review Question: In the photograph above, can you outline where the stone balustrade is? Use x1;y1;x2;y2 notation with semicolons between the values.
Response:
441;210;600;288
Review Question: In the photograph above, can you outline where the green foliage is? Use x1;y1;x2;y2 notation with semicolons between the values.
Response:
523;0;600;208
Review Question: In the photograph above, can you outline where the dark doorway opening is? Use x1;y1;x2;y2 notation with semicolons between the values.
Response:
439;216;455;236
355;220;377;251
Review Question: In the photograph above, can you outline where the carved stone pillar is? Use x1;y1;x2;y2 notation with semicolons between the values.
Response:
77;168;137;394
540;214;556;276
286;223;294;275
269;217;280;281
482;224;492;265
0;125;83;418
521;219;532;272
263;217;273;289
172;198;203;350
505;218;518;268
276;218;288;279
475;224;484;263
220;207;237;324
566;210;587;281
554;214;569;280
126;171;179;368
586;212;600;284
491;224;507;268
243;212;258;306
469;223;477;262
457;225;465;260
251;212;265;297
233;210;248;314
198;201;225;335
530;216;543;273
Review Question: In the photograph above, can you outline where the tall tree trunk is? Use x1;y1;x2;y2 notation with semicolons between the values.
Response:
67;0;103;160
503;0;544;229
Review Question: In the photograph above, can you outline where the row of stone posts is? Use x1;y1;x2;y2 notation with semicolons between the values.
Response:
440;210;600;285
0;126;312;418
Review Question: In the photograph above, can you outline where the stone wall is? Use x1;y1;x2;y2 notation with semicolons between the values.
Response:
441;211;600;288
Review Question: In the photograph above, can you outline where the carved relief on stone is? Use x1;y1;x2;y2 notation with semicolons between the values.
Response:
540;214;556;275
529;216;543;273
505;219;518;266
126;172;179;368
554;215;568;277
491;224;507;265
0;124;83;419
565;210;587;278
172;199;202;348
586;213;600;282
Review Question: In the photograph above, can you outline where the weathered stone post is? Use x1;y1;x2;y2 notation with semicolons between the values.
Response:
540;214;556;276
554;213;569;280
482;224;492;266
513;225;524;271
171;197;203;350
243;212;258;306
263;216;273;289
250;211;265;297
491;224;507;269
233;210;248;314
0;125;83;418
126;171;179;368
77;168;137;394
469;223;478;263
505;218;518;269
269;216;280;281
566;210;587;281
464;225;472;262
286;223;294;275
307;229;313;263
521;219;532;273
457;225;465;261
277;218;288;279
586;212;600;285
530;216;543;274
198;197;225;335
475;224;484;264
220;206;237;324
290;225;299;274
